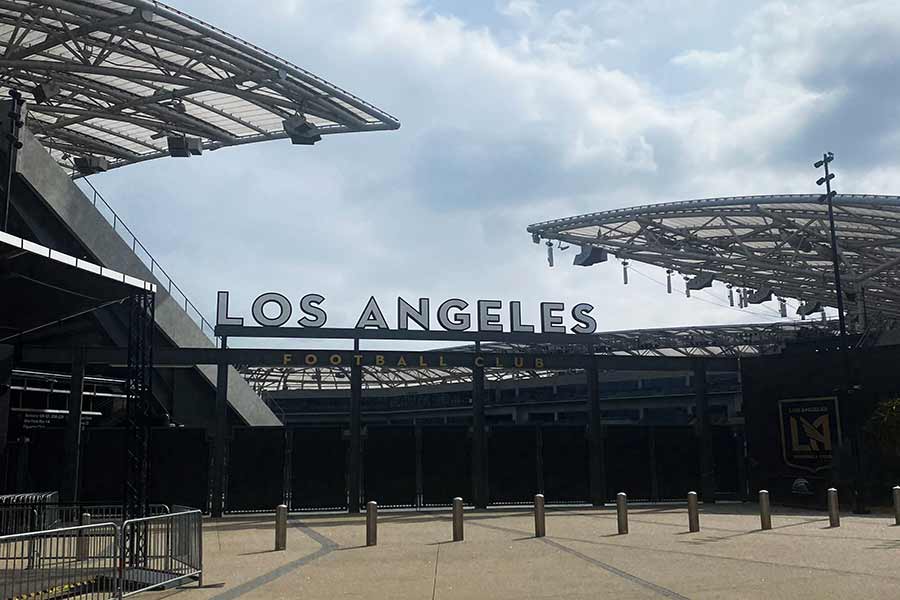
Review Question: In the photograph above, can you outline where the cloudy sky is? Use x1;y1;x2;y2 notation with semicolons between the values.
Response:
86;0;900;342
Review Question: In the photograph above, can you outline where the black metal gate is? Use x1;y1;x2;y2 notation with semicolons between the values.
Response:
541;425;589;504
420;426;470;506
654;427;700;501
487;426;538;504
290;427;347;511
226;427;285;512
605;426;653;501
363;426;416;508
149;428;209;510
80;428;125;503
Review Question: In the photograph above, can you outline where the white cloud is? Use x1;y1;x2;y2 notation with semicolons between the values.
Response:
89;0;900;341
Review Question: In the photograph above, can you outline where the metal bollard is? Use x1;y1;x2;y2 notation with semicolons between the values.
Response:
893;486;900;526
534;494;545;538
616;492;628;535
366;501;378;546
452;497;464;542
759;490;772;531
76;513;90;560
827;488;840;528
275;504;288;550
687;491;700;533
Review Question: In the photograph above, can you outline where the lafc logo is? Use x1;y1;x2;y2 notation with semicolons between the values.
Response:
789;414;832;453
779;398;841;473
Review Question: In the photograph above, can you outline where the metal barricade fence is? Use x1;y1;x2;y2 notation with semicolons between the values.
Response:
0;506;38;535
51;504;171;529
120;510;203;597
0;493;59;533
0;521;120;600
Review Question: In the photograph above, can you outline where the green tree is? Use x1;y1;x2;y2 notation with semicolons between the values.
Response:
866;397;900;458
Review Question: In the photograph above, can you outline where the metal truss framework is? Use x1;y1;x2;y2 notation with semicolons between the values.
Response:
124;288;153;562
0;0;400;174
528;195;900;324
238;320;838;392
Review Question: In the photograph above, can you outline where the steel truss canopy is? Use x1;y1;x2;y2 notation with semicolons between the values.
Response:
528;195;900;322
239;320;835;392
0;0;400;174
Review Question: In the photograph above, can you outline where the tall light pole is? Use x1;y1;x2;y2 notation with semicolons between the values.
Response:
2;88;24;233
815;153;848;343
814;152;866;514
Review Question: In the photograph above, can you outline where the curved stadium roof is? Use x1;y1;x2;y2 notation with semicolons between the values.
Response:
240;320;838;392
0;0;400;174
528;194;900;320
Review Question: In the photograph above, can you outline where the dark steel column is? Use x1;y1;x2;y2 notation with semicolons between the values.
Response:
414;424;424;508
211;337;228;518
349;359;362;514
0;344;12;492
587;361;606;506
694;360;716;502
472;343;487;508
62;347;85;503
648;426;659;502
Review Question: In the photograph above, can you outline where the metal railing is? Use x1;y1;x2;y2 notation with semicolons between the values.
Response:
0;493;59;534
76;177;219;345
52;504;171;529
0;510;203;599
0;506;38;535
0;499;170;534
0;521;120;599
120;511;202;597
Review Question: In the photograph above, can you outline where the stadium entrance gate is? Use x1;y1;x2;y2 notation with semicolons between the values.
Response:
20;326;743;516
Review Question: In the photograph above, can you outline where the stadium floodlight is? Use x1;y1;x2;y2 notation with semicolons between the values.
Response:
73;155;109;175
283;114;322;145
686;272;715;291
573;245;608;267
167;135;202;157
814;151;865;514
33;81;61;104
532;233;541;244
747;287;774;305
786;233;814;253
797;300;822;317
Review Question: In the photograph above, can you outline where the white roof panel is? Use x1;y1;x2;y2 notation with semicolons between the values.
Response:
528;194;900;320
0;0;400;174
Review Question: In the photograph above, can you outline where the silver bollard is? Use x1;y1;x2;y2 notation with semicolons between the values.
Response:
76;513;90;560
275;504;288;550
452;497;464;542
366;501;378;546
893;486;900;526
534;494;546;538
687;491;700;533
827;488;840;528
616;492;628;535
759;490;772;531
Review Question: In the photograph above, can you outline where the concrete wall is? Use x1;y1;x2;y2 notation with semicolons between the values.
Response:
13;125;279;426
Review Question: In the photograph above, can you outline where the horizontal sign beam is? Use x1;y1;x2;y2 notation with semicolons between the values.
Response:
20;346;738;371
215;324;653;346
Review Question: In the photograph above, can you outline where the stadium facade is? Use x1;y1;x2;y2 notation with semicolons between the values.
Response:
0;0;897;526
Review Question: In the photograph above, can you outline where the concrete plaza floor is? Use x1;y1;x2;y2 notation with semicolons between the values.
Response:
152;503;900;599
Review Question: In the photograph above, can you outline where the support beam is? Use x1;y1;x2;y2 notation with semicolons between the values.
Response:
0;344;13;492
694;360;716;502
349;360;362;514
471;343;487;508
211;337;228;518
62;347;84;503
587;361;606;506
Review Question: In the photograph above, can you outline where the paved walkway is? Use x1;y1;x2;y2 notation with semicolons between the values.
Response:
149;504;900;599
